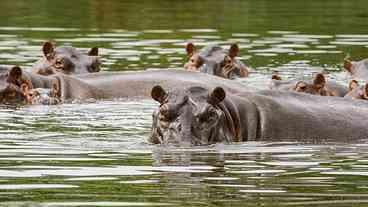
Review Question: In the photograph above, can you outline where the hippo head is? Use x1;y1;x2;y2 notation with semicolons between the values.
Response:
291;73;329;96
184;43;248;79
22;83;61;105
32;41;101;75
345;80;368;100
343;58;368;79
149;85;237;146
0;66;32;105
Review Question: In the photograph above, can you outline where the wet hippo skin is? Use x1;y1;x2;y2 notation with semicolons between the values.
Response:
150;85;368;145
31;41;100;76
0;66;250;104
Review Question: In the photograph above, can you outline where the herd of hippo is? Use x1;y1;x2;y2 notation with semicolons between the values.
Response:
1;41;368;145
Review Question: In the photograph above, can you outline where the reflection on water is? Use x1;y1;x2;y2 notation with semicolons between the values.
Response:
1;0;368;206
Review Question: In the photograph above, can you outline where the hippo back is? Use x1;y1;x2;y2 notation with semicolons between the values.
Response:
237;90;368;141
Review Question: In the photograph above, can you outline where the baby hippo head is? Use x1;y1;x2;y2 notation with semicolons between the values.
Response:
32;41;100;75
22;83;61;105
149;85;232;146
292;73;329;96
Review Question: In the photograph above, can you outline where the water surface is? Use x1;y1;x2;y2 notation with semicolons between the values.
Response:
0;1;368;206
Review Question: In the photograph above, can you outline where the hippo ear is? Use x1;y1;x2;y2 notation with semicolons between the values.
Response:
271;74;281;80
349;80;359;91
151;85;167;104
186;42;196;57
313;73;326;89
208;87;226;105
343;58;353;73
20;83;30;96
42;41;55;61
364;83;368;99
88;47;99;56
229;44;239;59
51;81;60;97
7;66;22;84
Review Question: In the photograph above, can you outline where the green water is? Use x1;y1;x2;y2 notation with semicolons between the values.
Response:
0;1;367;206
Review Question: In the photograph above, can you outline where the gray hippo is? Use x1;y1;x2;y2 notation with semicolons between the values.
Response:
31;41;100;75
184;43;249;79
149;85;368;145
344;58;368;80
344;80;368;100
0;66;67;104
0;66;249;104
21;84;60;105
270;73;348;97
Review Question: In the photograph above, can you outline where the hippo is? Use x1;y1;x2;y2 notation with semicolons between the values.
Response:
184;43;249;79
343;58;368;80
0;66;249;105
21;84;60;105
31;41;100;75
270;73;348;97
344;80;368;100
0;66;63;104
149;85;368;145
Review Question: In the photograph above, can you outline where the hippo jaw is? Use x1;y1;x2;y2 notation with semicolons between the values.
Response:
150;85;232;146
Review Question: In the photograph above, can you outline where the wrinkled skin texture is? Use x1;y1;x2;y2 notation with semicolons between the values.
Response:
31;41;100;76
184;43;249;79
270;73;348;97
344;80;368;100
0;68;249;105
150;86;368;145
150;86;239;145
344;58;368;79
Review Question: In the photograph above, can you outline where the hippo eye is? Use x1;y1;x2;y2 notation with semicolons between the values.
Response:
54;59;64;68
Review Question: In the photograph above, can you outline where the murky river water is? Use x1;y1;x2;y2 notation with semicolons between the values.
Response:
0;1;368;206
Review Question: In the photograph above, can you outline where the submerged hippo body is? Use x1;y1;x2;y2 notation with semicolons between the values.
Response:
344;58;368;79
184;43;249;79
270;73;348;97
150;85;368;145
0;67;249;104
75;69;249;98
31;41;100;76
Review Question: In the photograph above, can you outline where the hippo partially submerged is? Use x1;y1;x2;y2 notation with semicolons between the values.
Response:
0;66;249;105
31;41;100;76
270;73;348;97
150;85;368;145
344;80;368;100
343;58;368;80
0;66;63;105
184;43;249;79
